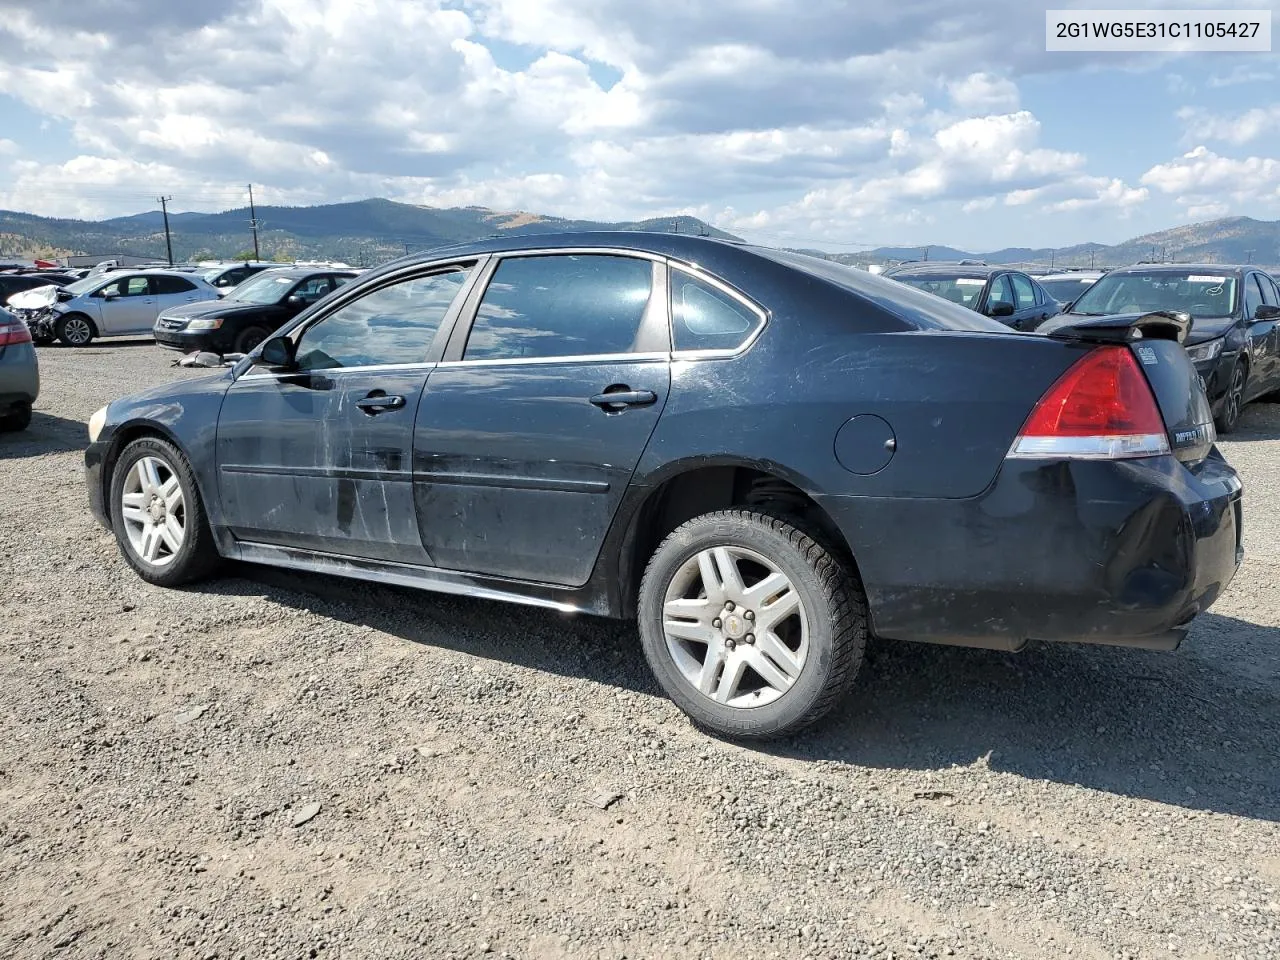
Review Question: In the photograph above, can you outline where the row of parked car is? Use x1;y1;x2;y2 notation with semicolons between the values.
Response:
884;260;1280;433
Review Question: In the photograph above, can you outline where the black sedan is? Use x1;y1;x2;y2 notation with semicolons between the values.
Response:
1042;264;1280;433
885;263;1059;331
84;233;1241;739
153;268;357;354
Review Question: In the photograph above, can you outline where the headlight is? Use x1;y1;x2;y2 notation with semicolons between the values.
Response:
187;318;223;331
88;405;108;443
1185;339;1223;363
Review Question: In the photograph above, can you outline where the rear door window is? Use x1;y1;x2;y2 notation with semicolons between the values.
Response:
463;254;653;361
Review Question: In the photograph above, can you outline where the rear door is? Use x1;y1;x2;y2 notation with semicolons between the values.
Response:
152;274;209;315
216;264;479;563
413;252;671;587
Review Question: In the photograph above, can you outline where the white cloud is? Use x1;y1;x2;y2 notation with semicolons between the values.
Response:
1178;104;1280;145
1140;146;1280;217
947;73;1019;112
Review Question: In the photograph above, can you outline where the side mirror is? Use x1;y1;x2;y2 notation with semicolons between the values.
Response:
257;335;297;370
987;300;1015;318
1252;304;1280;321
286;295;304;307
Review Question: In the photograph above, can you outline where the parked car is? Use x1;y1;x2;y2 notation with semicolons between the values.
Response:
83;233;1241;739
198;261;288;292
1041;264;1280;433
886;263;1059;331
0;307;38;431
154;268;358;354
0;272;77;306
39;269;221;346
1035;270;1105;310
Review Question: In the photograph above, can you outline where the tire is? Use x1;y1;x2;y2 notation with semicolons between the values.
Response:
637;509;867;740
0;402;31;432
232;325;270;354
56;313;96;347
108;436;221;587
1214;361;1247;435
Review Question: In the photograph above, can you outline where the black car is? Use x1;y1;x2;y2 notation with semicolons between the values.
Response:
1041;264;1280;433
153;269;357;354
198;261;287;291
886;263;1060;331
84;233;1241;740
0;272;76;304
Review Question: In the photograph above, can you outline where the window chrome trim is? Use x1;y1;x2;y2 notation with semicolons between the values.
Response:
666;261;769;360
236;361;437;380
436;352;669;369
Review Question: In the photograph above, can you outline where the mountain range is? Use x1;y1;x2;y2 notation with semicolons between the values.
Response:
1;198;1279;269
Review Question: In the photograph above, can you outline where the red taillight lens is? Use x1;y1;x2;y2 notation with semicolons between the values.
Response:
0;318;32;347
1009;346;1170;460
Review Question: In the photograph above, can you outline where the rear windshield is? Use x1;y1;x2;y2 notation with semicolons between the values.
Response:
1038;277;1098;302
756;250;1008;332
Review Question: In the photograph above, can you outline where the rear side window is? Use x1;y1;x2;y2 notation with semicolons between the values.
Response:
1260;274;1280;305
1010;274;1037;309
295;268;469;371
670;270;761;352
464;254;653;361
152;275;197;295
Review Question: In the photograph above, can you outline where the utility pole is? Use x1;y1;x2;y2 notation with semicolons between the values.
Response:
1245;248;1255;264
158;196;174;266
248;184;261;260
1090;250;1096;270
922;246;929;261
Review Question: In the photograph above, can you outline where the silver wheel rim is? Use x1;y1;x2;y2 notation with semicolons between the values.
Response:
662;545;809;709
64;316;91;344
120;456;186;567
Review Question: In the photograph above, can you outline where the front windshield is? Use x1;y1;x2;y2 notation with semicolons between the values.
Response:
63;275;111;296
1070;270;1238;318
894;275;988;308
1038;277;1098;303
223;271;294;305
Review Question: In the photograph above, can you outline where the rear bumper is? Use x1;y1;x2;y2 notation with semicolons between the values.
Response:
821;452;1243;650
0;344;40;408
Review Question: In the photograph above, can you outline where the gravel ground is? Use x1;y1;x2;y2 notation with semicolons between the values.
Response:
2;340;1278;960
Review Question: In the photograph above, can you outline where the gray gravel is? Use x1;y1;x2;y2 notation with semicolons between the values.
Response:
2;339;1278;959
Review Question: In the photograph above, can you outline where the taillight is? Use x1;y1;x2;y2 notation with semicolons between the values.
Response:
1008;346;1170;460
0;316;32;347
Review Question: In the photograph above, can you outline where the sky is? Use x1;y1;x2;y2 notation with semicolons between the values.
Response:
0;0;1277;252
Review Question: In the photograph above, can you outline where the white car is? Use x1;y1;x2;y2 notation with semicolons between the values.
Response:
34;269;221;346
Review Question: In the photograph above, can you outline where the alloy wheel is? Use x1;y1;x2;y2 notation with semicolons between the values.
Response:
62;316;92;345
661;545;809;708
120;456;187;567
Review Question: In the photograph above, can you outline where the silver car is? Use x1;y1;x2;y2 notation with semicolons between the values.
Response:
45;269;221;346
0;307;38;431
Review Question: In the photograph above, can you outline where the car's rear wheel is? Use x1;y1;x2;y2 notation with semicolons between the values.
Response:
109;436;221;586
637;509;867;740
0;402;32;432
1215;361;1247;434
233;325;270;354
57;313;96;347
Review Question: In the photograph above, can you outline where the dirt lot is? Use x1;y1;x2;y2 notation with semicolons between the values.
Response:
2;340;1278;960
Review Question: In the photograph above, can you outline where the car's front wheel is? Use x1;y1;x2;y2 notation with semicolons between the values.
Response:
1215;360;1248;434
57;313;96;347
637;510;867;740
109;436;221;586
233;325;271;354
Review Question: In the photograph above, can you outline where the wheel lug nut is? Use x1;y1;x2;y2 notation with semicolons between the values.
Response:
713;618;722;629
745;634;755;645
745;610;755;622
725;602;736;612
725;639;736;650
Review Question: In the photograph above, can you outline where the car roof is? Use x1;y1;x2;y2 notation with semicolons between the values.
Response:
1107;263;1249;276
883;263;1014;278
243;267;357;280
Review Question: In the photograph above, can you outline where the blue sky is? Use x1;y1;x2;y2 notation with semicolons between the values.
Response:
0;0;1276;252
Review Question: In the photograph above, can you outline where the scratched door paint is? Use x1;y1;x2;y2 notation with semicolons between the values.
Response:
215;367;431;563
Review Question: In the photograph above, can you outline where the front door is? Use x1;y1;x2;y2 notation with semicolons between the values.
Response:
1251;272;1280;390
413;252;671;587
96;274;158;335
215;266;476;562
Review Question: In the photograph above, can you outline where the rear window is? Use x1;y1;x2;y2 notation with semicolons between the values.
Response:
755;249;1009;333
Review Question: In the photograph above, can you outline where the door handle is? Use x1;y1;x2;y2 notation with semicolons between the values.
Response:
590;389;657;410
356;393;406;414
